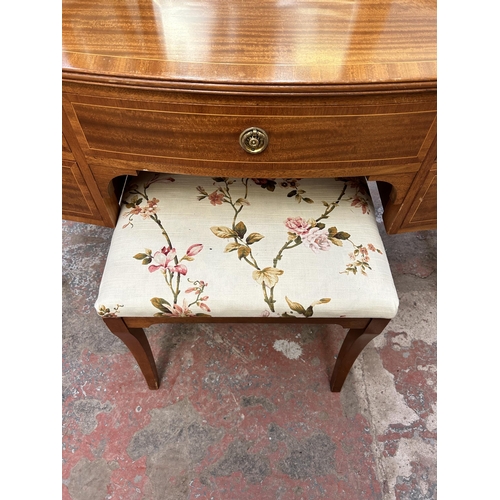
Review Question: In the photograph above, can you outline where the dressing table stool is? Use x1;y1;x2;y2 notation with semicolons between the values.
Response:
95;173;399;391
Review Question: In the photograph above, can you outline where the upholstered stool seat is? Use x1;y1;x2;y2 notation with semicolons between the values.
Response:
95;173;399;391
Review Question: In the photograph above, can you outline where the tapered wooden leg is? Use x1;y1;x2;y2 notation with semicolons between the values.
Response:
330;318;390;392
103;318;160;390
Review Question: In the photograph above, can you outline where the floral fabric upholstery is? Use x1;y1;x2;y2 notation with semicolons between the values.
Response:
95;173;399;319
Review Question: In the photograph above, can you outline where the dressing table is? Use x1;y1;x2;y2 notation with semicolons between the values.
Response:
62;0;437;234
62;0;436;392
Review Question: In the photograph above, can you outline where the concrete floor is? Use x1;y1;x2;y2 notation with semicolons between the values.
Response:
62;210;437;500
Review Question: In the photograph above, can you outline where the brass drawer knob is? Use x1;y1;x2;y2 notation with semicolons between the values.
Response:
239;127;269;154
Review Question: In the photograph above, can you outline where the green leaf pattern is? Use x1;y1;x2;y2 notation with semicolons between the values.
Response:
97;175;381;318
200;177;382;316
118;176;211;317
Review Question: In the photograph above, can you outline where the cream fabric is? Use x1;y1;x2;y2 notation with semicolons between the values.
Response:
95;174;398;319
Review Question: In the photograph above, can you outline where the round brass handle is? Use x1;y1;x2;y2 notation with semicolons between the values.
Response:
239;127;269;154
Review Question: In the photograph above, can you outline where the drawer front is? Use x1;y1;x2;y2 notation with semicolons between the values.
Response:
62;133;72;157
401;163;437;231
62;160;103;223
69;99;436;171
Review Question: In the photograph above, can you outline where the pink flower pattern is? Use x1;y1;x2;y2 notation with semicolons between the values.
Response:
351;196;370;214
122;198;160;227
185;280;210;312
148;247;188;275
115;174;380;318
284;217;312;236
208;191;225;206
198;176;378;315
302;227;332;253
343;244;382;276
123;173;211;316
161;299;193;317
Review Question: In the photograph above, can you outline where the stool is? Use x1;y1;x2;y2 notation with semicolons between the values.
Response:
95;173;399;392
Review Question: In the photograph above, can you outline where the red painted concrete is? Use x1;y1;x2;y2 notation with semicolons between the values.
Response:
62;220;437;500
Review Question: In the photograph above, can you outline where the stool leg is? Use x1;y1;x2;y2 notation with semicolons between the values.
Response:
330;318;390;392
103;318;160;390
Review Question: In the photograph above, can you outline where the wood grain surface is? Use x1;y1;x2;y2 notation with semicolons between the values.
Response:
62;0;436;88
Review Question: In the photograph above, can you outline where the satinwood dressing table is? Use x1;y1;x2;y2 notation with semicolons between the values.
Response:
62;0;436;233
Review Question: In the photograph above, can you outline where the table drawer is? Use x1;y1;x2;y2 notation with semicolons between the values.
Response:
62;159;103;223
401;162;437;231
70;99;436;171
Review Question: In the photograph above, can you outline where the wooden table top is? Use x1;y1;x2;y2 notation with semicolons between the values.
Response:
62;0;436;90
